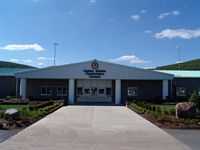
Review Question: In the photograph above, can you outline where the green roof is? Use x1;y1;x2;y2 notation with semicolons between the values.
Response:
0;68;35;76
155;70;200;78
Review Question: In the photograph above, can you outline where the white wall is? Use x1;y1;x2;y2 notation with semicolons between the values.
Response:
115;80;121;105
20;78;27;100
162;80;169;100
68;79;75;104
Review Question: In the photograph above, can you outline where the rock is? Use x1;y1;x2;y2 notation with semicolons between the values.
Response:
0;119;9;129
176;102;196;119
4;108;19;120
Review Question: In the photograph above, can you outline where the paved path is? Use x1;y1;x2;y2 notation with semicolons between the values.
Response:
165;129;200;150
0;106;190;150
0;129;21;143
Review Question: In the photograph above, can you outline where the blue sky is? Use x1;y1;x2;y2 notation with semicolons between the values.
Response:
0;0;200;68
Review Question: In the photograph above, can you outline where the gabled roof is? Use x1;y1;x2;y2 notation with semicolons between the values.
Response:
16;59;174;80
155;70;200;78
0;68;34;77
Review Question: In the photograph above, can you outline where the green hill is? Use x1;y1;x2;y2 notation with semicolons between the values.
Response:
0;61;35;68
156;59;200;70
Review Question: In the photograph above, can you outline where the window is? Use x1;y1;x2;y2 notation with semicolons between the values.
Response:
106;88;112;96
176;87;186;96
127;87;138;96
40;87;52;96
91;88;97;96
84;88;90;94
57;87;67;96
77;87;83;96
99;89;105;94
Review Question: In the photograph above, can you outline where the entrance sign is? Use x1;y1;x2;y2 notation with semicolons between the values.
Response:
83;60;106;78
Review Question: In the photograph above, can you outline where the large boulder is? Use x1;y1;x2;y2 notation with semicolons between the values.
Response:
176;102;196;119
4;108;19;120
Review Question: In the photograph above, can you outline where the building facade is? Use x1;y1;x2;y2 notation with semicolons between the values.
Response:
15;60;173;105
156;70;200;100
0;68;33;98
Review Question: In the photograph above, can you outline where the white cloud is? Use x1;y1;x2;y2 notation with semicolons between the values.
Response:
172;10;180;16
37;57;45;60
37;57;53;67
140;9;147;14
155;28;200;39
144;30;153;34
158;10;180;19
110;54;148;64
89;0;96;4
9;58;47;67
23;59;32;63
130;9;147;21
9;59;19;63
37;62;44;66
176;61;183;64
9;59;32;64
37;57;53;61
0;43;45;52
158;12;170;19
130;15;140;21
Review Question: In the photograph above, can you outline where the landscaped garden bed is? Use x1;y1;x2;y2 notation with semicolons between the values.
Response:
128;101;200;129
0;100;63;130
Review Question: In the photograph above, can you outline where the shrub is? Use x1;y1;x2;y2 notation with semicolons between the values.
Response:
140;102;145;108
156;106;162;114
148;105;152;110
29;101;54;110
152;106;156;112
128;103;145;114
189;91;200;110
6;96;17;100
163;109;169;116
0;112;4;118
152;111;160;119
145;104;149;110
20;107;46;119
136;101;145;108
169;109;176;116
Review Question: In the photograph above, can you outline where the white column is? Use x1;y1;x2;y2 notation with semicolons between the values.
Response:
20;78;27;100
162;80;169;100
16;78;19;98
68;79;75;104
115;80;121;105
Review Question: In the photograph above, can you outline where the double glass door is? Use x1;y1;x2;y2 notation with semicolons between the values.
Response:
76;79;112;103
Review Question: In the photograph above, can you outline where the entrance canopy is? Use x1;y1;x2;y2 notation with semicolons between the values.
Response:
15;59;174;80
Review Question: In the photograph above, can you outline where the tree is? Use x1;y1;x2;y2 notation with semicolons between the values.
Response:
189;91;200;110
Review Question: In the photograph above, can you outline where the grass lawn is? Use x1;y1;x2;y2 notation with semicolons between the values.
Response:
153;104;175;111
128;101;176;115
0;105;28;110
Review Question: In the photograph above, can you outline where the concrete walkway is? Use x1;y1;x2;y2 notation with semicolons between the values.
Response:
0;106;190;150
165;129;200;150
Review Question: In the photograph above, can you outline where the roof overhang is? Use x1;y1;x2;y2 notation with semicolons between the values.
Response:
16;60;174;80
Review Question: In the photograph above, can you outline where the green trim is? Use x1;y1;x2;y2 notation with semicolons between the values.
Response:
156;70;200;78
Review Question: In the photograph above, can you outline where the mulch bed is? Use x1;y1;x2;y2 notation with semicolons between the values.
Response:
0;99;28;105
0;101;63;130
141;113;200;129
